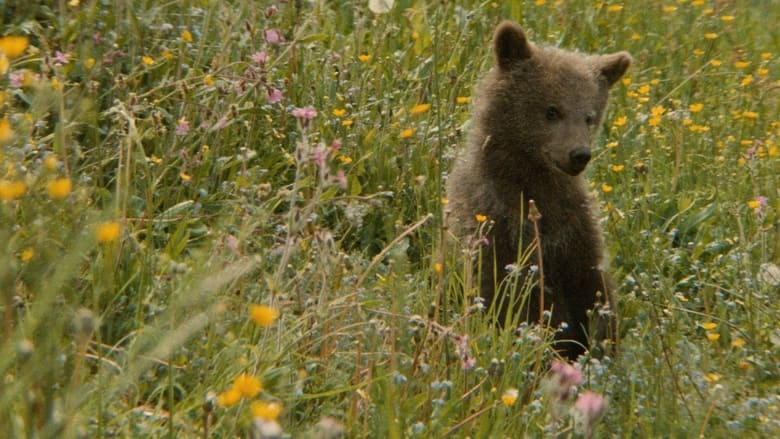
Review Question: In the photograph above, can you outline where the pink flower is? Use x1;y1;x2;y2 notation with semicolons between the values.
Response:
54;51;68;66
175;117;190;136
267;88;282;104
9;72;24;88
251;51;267;65
292;106;317;121
330;139;342;151
264;29;282;45
573;391;607;438
548;359;583;400
336;170;347;190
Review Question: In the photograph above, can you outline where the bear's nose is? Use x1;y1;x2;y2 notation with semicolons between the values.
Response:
569;147;592;168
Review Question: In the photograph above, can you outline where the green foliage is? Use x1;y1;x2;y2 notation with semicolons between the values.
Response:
1;0;778;437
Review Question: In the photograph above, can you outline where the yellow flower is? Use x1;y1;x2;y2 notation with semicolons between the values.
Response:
701;322;717;330
731;338;745;348
747;199;761;210
341;119;353;127
21;247;34;261
601;183;613;193
710;59;722;67
741;75;753;86
96;221;121;243
332;108;347;117
0;180;26;201
662;5;677;13
742;111;758;119
706;332;720;341
606;141;618;149
399;128;415;139
734;61;749;69
433;263;443;274
704;373;721;383
251;401;282;420
47;178;72;199
0;54;9;75
704;33;718;40
204;74;214;86
689;103;703;113
456;96;470;104
761;52;772;60
181;29;193;42
0;117;13;143
141;55;154;66
613;116;627;127
637;84;650;95
475;214;488;223
358;54;372;62
0;35;29;59
611;164;625;172
217;388;242;408
501;388;519;407
719;15;735;22
440;197;449;205
534;0;545;5
621;77;631;86
233;373;263;397
757;68;769;76
249;304;280;326
410;103;431;115
338;155;353;164
180;172;192;182
607;5;623;12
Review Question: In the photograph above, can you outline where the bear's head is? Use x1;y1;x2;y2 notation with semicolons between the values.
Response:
481;21;631;177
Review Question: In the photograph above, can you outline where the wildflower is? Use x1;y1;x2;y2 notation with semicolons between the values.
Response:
475;214;488;223
456;96;470;104
451;334;475;370
611;164;624;172
747;196;768;214
217;388;242;408
233;374;263;398
358;54;372;62
662;5;677;13
720;15;735;22
250;304;280;326
263;29;282;45
292;106;317;121
548;359;583;400
741;75;753;86
332;108;347;117
761;52;772;60
601;183;613;193
742;110;759;119
433;263;443;274
612;115;627;127
606;141;618;149
706;332;720;341
573;391;607;438
0;117;13;142
637;84;650;94
607;5;623;12
181;29;193;42
704;33;718;40
0;180;26;201
534;0;545;5
266;87;282;104
251;401;282;420
335;170;347;190
710;59;722;67
758;68;769;76
251;51;267;65
399;128;415;139
440;197;449;205
141;55;154;66
701;322;717;330
501;388;519;406
180;172;191;182
0;54;7;75
203;74;214;86
341;120;353;127
689;103;703;113
410;103;431;115
95;221;121;243
53;50;68;66
21;247;34;261
175;117;190;136
47;178;72;199
734;61;749;69
0;35;29;58
338;155;352;164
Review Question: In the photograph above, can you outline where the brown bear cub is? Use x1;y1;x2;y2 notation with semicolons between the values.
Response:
446;21;631;360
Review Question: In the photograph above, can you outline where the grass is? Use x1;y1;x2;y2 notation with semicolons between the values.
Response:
1;0;778;437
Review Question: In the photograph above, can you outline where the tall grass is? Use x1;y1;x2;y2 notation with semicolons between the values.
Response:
1;0;778;437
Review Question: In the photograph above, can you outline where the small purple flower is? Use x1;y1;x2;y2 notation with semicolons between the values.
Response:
313;148;325;168
548;359;583;400
264;29;282;45
175;117;190;136
9;72;24;88
54;51;69;66
251;51;267;65
331;139;342;151
267;88;282;104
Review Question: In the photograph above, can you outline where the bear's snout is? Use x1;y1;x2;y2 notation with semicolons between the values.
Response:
569;147;592;173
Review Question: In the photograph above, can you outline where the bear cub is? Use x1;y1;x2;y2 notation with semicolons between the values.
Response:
446;21;631;360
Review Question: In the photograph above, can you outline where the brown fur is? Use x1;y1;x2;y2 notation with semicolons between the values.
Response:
446;21;631;360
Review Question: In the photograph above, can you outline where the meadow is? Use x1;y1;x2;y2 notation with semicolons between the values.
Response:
0;0;778;437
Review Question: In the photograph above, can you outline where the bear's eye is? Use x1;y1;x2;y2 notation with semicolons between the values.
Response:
545;106;561;121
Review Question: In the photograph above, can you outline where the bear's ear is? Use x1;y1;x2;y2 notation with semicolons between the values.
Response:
494;21;533;70
597;51;632;87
